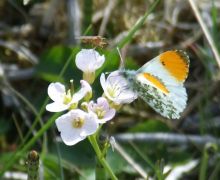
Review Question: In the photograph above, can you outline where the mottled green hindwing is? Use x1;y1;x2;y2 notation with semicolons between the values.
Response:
133;79;180;119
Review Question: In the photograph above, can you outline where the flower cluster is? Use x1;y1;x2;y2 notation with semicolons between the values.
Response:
46;49;137;146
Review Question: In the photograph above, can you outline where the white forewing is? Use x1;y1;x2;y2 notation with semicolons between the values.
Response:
124;50;189;119
134;74;187;119
137;56;181;85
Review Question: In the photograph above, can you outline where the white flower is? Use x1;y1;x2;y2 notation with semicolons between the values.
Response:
75;49;105;84
88;97;116;123
78;80;92;101
55;109;98;146
46;80;92;112
100;70;137;104
75;49;105;73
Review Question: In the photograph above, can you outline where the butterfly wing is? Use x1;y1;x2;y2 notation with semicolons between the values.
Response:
133;50;189;119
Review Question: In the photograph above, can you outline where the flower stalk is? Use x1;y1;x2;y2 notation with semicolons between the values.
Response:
27;150;39;180
88;135;118;180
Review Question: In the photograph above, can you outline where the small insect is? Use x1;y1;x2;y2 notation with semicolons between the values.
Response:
121;50;190;119
76;36;108;48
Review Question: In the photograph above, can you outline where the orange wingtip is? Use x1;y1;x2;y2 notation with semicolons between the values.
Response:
140;73;169;94
159;50;189;82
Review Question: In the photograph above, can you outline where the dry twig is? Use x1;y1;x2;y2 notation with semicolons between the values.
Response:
114;132;220;146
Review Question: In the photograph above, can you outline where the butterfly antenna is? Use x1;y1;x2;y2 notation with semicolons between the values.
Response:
117;47;125;70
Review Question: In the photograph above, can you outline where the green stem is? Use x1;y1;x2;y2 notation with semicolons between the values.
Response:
199;149;209;180
0;113;60;177
117;0;161;49
88;135;118;180
21;50;76;147
27;150;39;180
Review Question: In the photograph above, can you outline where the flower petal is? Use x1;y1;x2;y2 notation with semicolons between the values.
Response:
48;82;65;102
106;71;121;85
81;113;98;136
75;49;105;72
61;134;86;146
72;80;92;102
97;97;109;110
101;71;137;104
94;54;105;69
115;90;138;104
100;73;115;101
46;102;68;112
100;109;116;123
100;73;106;90
55;110;87;146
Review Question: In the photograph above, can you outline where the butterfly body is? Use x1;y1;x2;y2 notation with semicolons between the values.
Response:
122;50;189;119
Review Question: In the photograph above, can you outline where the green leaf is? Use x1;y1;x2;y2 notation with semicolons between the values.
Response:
106;149;129;174
128;120;170;133
36;46;81;83
49;140;95;168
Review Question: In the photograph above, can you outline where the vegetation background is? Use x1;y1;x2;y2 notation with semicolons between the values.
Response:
0;0;220;179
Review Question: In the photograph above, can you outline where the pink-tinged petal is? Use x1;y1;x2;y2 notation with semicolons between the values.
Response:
100;70;137;104
97;97;109;110
100;73;106;88
88;101;95;111
104;109;116;120
100;73;115;101
55;113;83;145
75;49;90;71
106;71;121;85
61;133;86;146
88;97;116;124
48;82;65;102
46;102;68;112
72;80;92;102
116;90;138;104
80;80;92;93
99;109;116;123
55;112;72;132
55;110;89;146
94;54;105;69
81;113;98;136
75;49;105;72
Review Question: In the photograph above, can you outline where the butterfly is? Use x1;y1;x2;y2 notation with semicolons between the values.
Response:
121;50;189;119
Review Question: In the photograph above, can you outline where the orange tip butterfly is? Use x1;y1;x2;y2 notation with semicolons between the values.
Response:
120;50;190;119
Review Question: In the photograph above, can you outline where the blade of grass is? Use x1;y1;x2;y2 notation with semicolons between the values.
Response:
199;147;209;180
21;48;78;148
0;0;161;174
129;141;161;177
52;127;65;180
12;114;24;143
117;0;161;49
114;140;147;178
0;48;77;176
0;113;61;177
188;0;220;69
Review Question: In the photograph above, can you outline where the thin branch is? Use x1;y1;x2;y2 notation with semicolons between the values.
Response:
66;0;81;44
40;0;60;37
114;140;148;179
98;0;117;36
0;40;38;65
114;133;220;146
